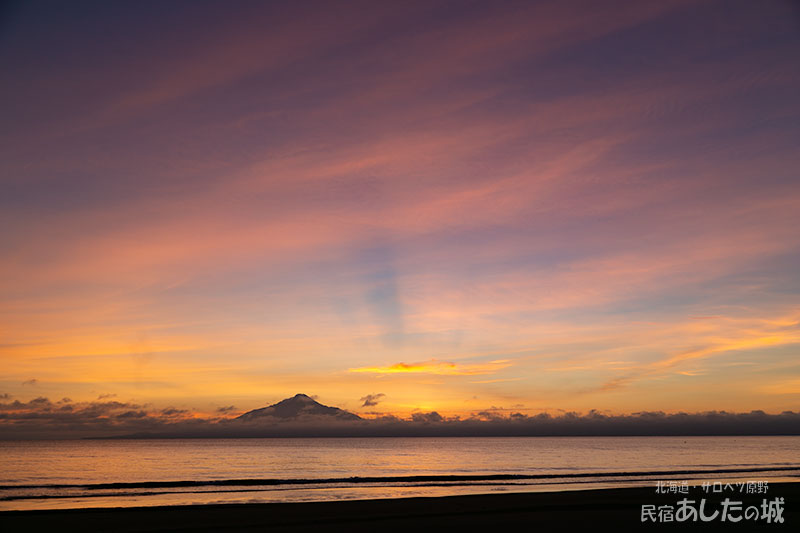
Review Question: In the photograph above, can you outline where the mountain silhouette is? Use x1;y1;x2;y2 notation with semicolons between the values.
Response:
236;394;361;422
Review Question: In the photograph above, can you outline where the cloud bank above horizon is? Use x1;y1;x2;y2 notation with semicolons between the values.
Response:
2;394;799;440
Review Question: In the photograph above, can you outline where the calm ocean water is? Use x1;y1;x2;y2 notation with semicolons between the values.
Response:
1;436;799;511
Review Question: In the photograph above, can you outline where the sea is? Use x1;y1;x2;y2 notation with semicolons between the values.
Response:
1;436;799;511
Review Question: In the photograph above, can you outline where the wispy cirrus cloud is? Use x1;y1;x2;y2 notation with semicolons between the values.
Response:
350;359;511;376
580;312;800;396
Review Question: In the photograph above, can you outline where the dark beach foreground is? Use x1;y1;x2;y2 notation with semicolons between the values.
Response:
2;483;798;532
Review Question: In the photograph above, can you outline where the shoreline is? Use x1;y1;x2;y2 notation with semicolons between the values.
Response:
2;482;797;531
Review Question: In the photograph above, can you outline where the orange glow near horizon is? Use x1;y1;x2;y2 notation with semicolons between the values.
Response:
349;359;512;376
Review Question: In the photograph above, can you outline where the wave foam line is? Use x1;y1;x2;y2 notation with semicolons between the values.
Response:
2;466;799;491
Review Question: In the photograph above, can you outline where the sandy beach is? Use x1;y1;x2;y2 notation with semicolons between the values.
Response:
2;483;797;532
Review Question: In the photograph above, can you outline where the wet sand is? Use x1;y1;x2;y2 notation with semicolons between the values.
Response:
2;483;797;531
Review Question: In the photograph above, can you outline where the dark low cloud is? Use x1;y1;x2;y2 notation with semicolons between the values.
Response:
160;407;189;417
97;393;117;400
0;397;180;438
22;379;38;386
2;397;800;439
360;393;385;407
0;393;11;400
217;405;237;413
117;410;149;419
472;410;506;422
411;411;444;423
1;397;140;417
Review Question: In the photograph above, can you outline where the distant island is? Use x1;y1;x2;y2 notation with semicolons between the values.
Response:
236;394;361;422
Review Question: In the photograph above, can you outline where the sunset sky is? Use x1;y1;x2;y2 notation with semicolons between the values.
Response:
2;0;799;422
